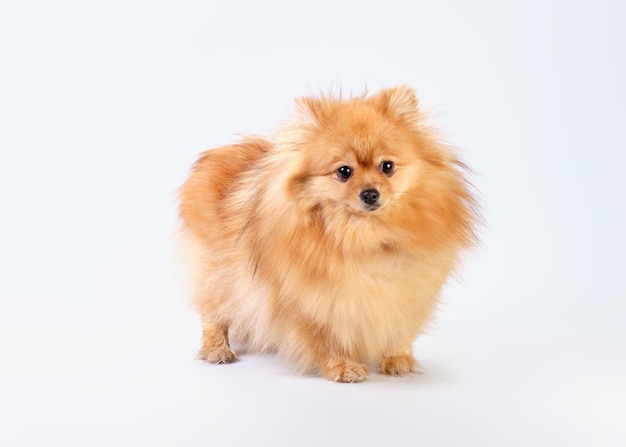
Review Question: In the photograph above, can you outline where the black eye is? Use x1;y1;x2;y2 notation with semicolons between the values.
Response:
337;166;353;181
380;160;394;176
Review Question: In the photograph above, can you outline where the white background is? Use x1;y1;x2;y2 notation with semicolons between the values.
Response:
1;1;625;446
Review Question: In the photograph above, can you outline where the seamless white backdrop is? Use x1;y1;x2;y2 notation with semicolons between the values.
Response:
1;1;625;446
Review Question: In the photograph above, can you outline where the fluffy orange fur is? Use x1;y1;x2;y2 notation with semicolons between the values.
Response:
178;85;478;382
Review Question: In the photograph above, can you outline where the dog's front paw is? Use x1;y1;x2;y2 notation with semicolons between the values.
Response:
196;346;237;364
324;361;369;383
379;354;417;376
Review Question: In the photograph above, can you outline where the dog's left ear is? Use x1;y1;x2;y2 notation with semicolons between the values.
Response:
371;85;419;122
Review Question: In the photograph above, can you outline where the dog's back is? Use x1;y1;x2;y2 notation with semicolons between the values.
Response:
179;138;270;243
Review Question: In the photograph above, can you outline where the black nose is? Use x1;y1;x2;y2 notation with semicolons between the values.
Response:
360;188;380;205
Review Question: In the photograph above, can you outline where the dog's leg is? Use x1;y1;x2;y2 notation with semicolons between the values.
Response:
322;358;369;383
309;328;369;382
286;320;369;382
377;347;419;376
196;320;236;364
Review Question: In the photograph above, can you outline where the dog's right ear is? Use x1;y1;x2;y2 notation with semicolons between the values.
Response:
293;96;327;126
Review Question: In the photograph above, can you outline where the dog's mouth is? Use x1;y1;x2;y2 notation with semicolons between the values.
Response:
362;203;381;212
337;198;389;216
343;202;384;215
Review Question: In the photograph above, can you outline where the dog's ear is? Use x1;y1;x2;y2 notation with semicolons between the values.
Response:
293;96;327;126
371;85;419;122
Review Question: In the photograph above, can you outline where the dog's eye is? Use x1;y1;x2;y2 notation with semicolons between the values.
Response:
380;160;394;176
337;166;353;181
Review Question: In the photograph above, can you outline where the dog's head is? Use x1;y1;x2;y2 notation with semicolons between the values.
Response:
287;86;426;212
281;85;476;253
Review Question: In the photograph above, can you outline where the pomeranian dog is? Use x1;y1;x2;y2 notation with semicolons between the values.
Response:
178;85;477;382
